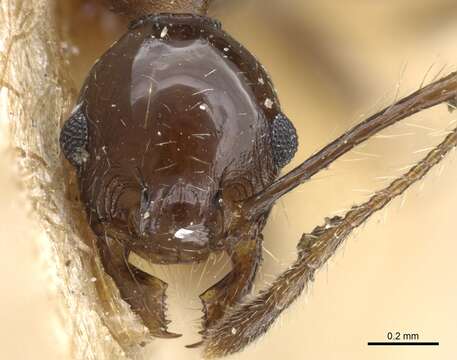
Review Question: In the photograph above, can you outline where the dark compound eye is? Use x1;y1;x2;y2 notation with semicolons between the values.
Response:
59;105;89;168
271;113;299;168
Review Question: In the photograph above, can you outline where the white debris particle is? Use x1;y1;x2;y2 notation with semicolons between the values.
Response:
264;98;273;109
143;211;150;220
90;277;97;282
258;77;265;85
231;327;237;335
224;47;229;52
157;131;162;136
174;228;195;239
199;104;207;111
160;26;168;38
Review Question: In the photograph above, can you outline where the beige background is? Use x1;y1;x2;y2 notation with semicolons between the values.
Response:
1;0;457;359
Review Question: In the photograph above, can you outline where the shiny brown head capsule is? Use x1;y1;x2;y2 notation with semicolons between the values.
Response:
60;13;297;341
59;11;457;358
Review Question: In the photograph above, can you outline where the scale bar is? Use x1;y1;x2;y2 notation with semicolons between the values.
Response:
368;342;439;346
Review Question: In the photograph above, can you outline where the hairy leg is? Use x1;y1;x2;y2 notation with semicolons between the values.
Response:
243;72;457;218
203;117;457;358
98;236;181;338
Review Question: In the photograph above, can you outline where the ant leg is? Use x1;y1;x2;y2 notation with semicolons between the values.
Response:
244;72;457;218
97;236;181;338
203;122;457;358
192;237;262;345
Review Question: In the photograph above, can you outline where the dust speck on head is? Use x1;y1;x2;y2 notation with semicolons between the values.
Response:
174;228;194;239
161;26;168;38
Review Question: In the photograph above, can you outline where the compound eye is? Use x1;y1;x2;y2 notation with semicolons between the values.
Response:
59;104;89;167
271;113;298;168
